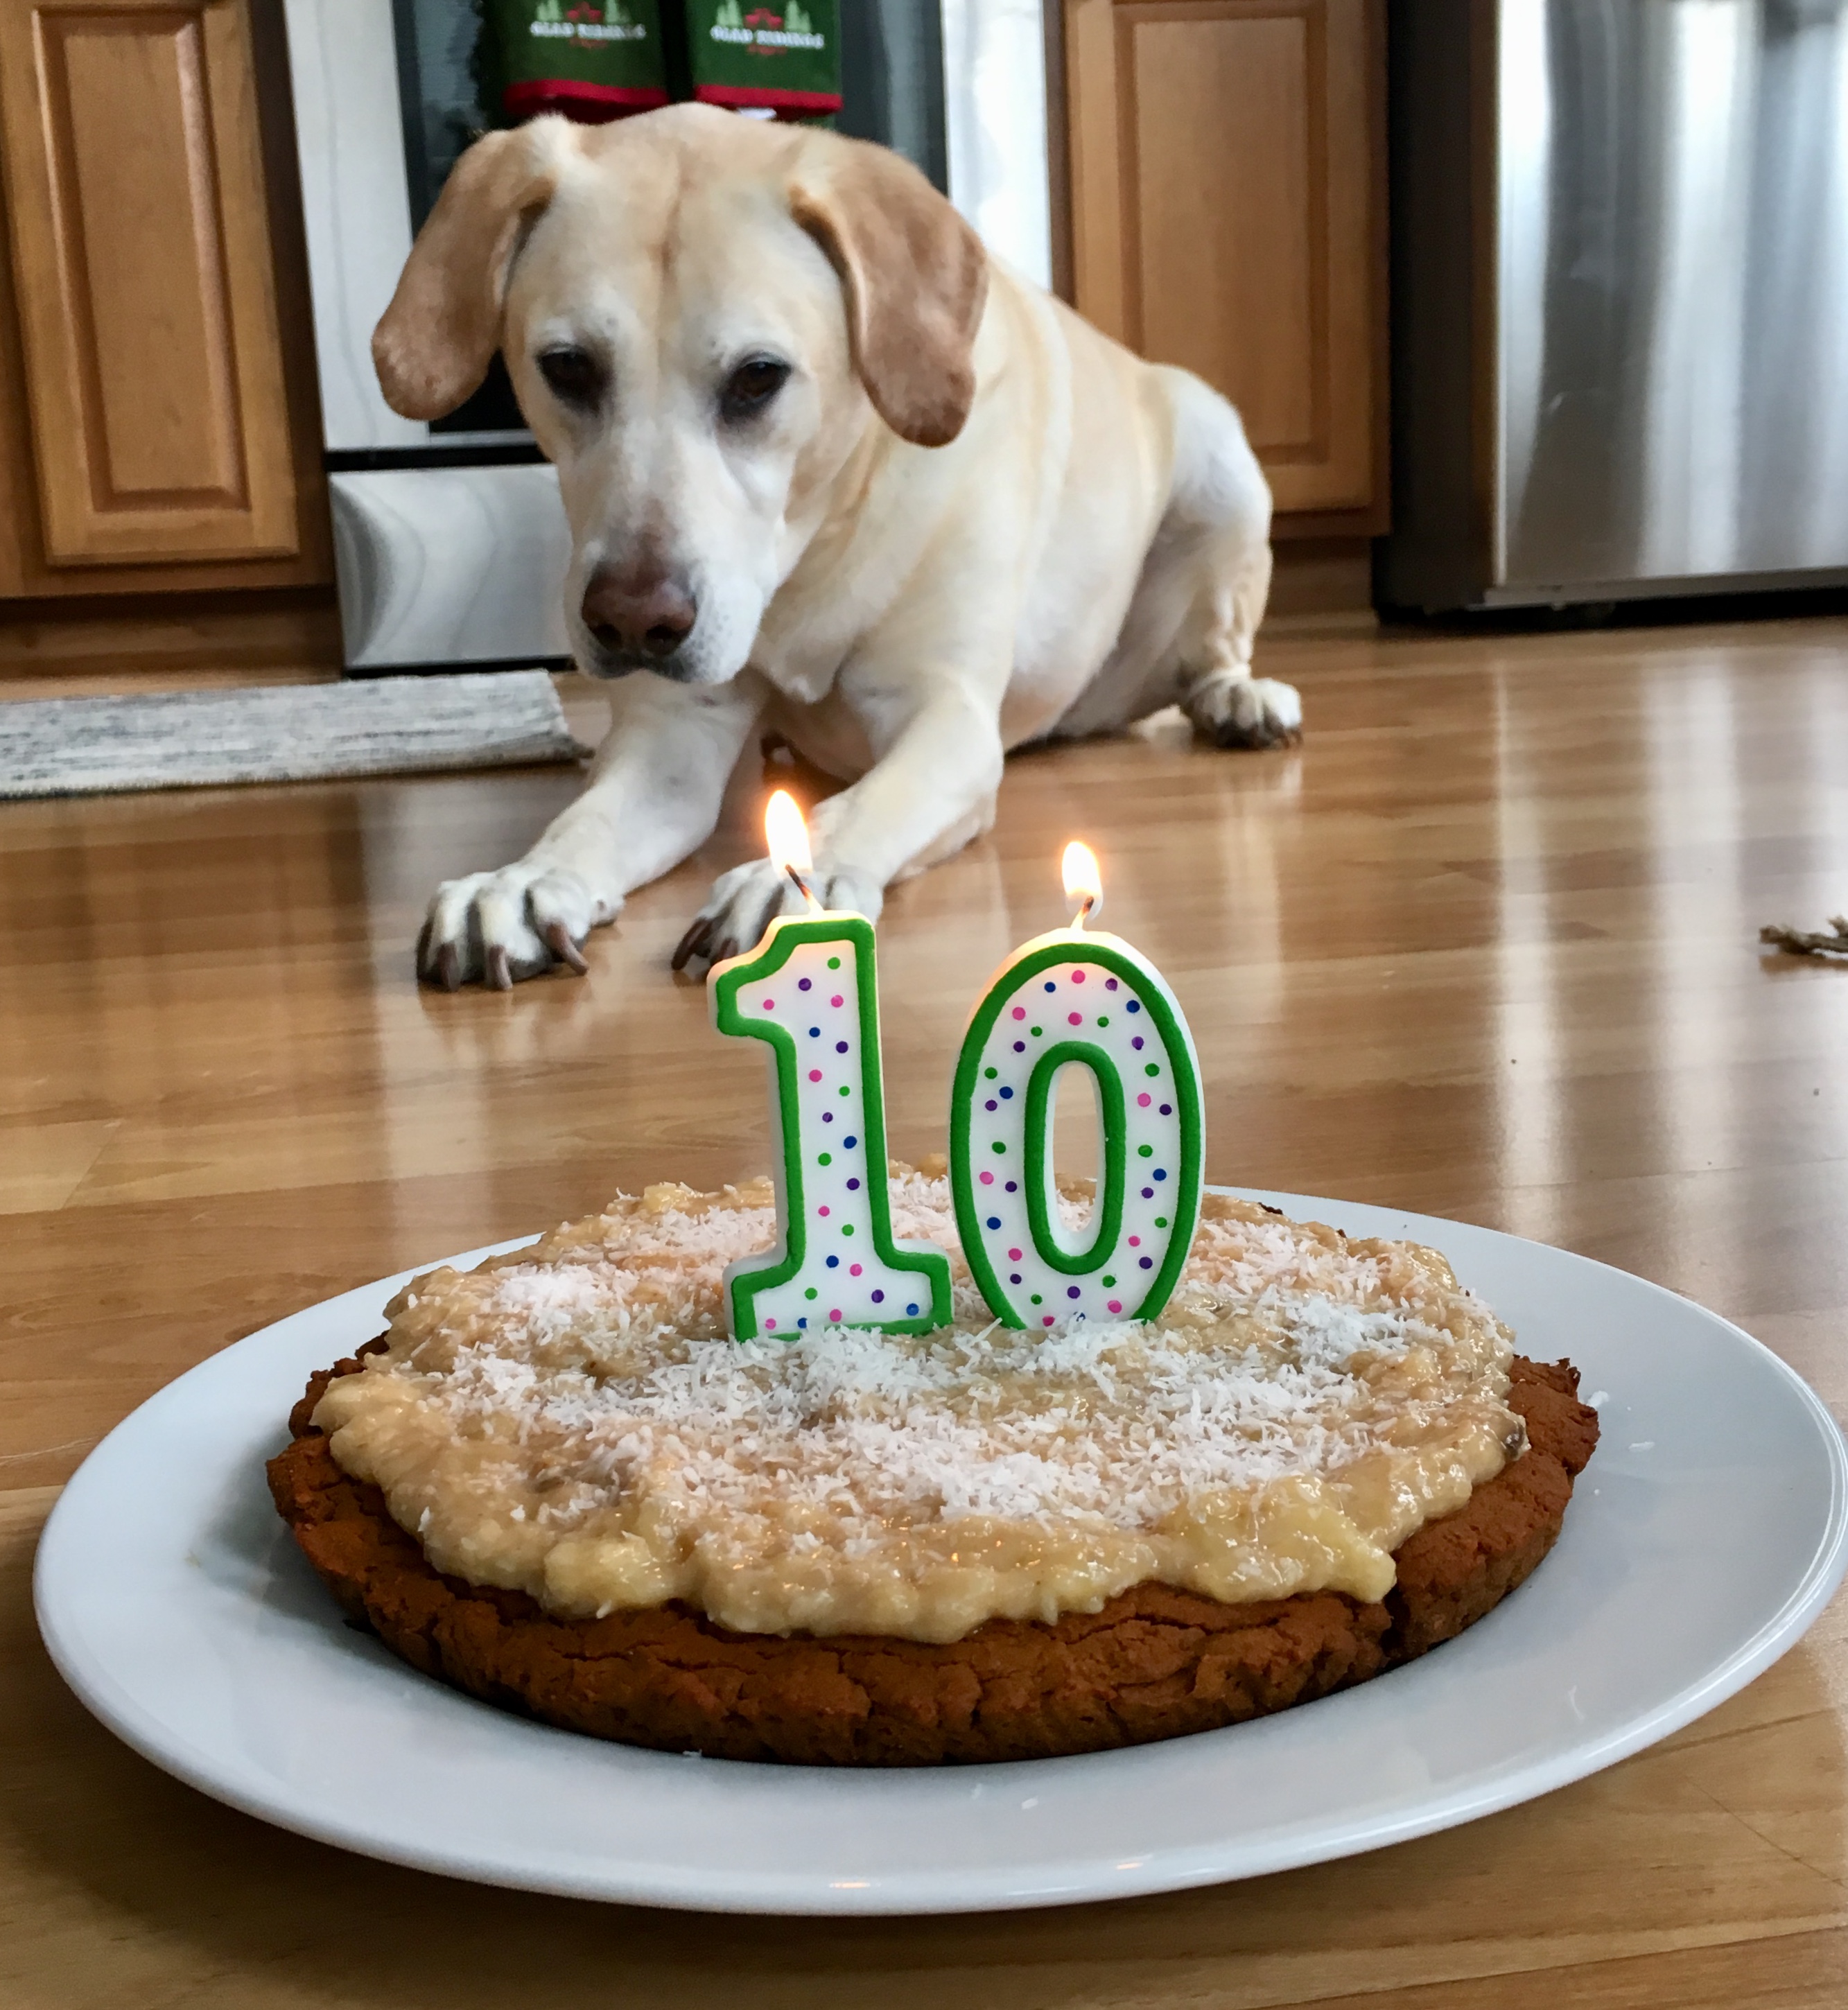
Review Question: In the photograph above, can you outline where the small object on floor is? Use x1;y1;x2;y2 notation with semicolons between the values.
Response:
0;672;587;801
1759;916;1848;959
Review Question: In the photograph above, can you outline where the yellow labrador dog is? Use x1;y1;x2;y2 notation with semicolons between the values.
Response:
377;105;1296;989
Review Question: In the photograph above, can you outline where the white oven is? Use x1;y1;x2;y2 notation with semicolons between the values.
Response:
280;0;1052;673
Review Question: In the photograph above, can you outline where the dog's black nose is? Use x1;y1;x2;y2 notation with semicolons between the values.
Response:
580;566;697;661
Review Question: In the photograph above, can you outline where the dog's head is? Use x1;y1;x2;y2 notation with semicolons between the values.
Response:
372;107;987;684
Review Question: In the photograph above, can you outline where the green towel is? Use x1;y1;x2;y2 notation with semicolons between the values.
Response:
683;1;842;119
482;0;670;124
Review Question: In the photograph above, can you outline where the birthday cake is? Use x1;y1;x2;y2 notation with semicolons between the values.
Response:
268;1164;1599;1765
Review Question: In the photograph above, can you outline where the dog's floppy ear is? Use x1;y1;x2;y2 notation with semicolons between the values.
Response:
790;141;988;448
373;121;571;421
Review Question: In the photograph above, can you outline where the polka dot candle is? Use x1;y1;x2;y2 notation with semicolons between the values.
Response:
711;900;952;1342
950;844;1203;1329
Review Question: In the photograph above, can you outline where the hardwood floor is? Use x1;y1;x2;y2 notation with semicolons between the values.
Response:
3;615;1847;2005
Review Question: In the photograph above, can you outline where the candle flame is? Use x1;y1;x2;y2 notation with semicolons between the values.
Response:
765;789;821;913
765;789;813;875
1062;840;1103;927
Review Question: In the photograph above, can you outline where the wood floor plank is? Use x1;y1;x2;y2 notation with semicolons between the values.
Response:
0;1119;116;1213
1302;1930;1848;2010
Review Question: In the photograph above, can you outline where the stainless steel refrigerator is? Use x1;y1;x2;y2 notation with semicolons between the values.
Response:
1379;0;1848;615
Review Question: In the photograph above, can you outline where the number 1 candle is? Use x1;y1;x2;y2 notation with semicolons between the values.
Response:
950;842;1205;1329
710;792;953;1340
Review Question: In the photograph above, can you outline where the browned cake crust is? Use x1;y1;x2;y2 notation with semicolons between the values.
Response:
268;1352;1598;1766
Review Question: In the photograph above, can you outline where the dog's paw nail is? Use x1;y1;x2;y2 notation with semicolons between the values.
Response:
672;918;713;971
543;918;589;975
433;943;461;992
485;945;514;992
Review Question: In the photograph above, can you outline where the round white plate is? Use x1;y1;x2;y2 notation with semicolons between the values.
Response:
35;1189;1848;1916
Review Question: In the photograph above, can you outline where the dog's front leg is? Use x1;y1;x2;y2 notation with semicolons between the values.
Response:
674;679;1005;971
419;672;764;989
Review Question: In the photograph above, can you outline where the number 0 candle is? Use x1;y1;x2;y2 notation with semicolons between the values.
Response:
710;792;954;1341
950;842;1204;1329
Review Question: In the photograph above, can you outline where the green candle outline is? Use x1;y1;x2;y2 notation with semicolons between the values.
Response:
713;912;954;1340
950;937;1204;1329
1020;1040;1127;1273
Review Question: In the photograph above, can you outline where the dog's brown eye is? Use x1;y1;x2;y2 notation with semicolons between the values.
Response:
538;346;603;408
720;356;790;423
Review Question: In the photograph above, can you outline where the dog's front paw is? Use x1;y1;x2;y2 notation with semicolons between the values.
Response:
672;859;882;974
1188;674;1303;750
417;863;611;990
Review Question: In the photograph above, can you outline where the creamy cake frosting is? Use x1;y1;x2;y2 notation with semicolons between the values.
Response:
311;1166;1524;1645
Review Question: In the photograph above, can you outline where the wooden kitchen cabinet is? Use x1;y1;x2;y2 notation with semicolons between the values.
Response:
1061;0;1387;532
0;0;331;597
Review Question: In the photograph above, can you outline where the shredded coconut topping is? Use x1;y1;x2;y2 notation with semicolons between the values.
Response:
313;1166;1520;1642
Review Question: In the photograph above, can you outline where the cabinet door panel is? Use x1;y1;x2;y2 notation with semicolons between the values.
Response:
1065;0;1382;519
0;0;298;564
